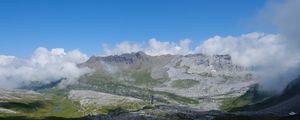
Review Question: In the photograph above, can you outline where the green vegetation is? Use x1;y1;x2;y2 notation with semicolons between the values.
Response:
220;96;251;112
220;85;270;111
96;102;144;115
129;70;167;87
0;100;44;112
80;70;167;87
0;93;146;119
0;116;85;120
38;87;68;96
0;69;201;119
0;96;82;119
82;72;115;83
171;79;199;89
75;71;199;105
228;76;300;112
155;91;199;104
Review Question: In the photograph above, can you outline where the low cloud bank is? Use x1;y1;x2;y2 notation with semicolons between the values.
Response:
0;47;92;89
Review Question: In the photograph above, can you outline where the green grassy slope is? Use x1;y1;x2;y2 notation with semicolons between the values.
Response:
71;71;199;105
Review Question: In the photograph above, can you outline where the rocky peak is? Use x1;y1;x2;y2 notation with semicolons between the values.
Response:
99;51;148;64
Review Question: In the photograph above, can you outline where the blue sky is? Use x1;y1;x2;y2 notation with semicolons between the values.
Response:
0;0;267;57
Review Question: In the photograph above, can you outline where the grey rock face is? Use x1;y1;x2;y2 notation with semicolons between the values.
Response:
81;51;175;71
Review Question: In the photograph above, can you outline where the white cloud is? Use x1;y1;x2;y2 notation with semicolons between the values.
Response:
146;38;193;56
196;32;300;92
103;38;193;56
0;55;16;65
0;47;92;89
252;0;300;92
255;0;300;46
196;32;287;67
103;41;143;56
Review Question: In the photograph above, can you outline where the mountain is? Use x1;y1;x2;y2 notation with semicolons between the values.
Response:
1;52;299;119
79;52;256;110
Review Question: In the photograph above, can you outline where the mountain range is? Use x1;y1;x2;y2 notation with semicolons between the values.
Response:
0;52;299;120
